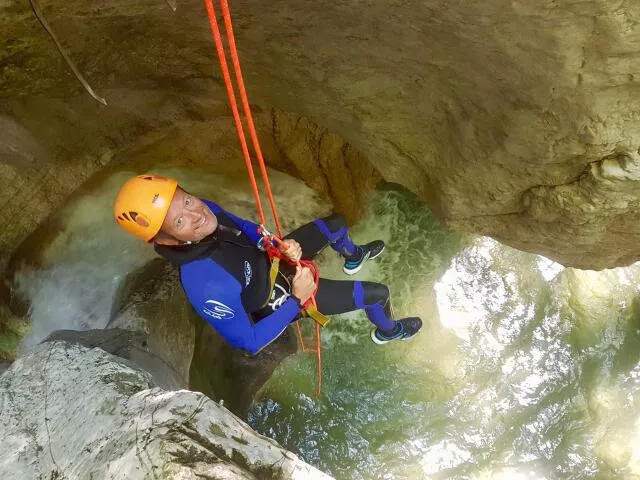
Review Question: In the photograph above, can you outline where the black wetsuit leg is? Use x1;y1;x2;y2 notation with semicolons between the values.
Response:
284;213;348;259
283;215;396;331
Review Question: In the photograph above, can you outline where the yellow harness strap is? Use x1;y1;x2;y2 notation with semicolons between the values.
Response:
269;257;280;293
262;258;330;327
302;303;331;327
261;257;281;308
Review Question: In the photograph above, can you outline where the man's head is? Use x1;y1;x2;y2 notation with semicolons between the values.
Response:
114;174;217;244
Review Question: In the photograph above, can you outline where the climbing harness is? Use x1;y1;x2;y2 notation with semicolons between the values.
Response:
204;0;327;395
258;226;330;328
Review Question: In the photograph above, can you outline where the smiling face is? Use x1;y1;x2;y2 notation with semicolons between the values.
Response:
160;187;218;242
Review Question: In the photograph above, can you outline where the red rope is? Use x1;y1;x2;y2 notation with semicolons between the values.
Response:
204;0;322;395
219;0;284;239
203;0;266;226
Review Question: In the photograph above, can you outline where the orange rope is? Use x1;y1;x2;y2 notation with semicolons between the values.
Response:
203;0;266;226
204;0;322;395
219;0;284;239
215;0;308;356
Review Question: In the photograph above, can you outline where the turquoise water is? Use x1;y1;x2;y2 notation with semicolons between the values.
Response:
249;184;640;479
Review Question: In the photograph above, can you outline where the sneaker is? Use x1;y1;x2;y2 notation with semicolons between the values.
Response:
343;240;385;275
370;317;422;345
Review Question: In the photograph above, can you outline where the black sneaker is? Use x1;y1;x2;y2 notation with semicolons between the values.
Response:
370;317;422;345
343;240;385;275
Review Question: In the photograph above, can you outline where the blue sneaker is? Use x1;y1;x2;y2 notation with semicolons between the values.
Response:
371;317;422;345
343;240;385;275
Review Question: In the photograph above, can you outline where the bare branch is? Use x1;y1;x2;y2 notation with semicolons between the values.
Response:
29;0;108;106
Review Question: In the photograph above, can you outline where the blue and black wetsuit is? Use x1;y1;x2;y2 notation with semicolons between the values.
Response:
155;200;397;354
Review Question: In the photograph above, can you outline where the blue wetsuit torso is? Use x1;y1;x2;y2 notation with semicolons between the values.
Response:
155;200;301;354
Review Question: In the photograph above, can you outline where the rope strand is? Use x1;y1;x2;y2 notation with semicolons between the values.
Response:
219;0;284;238
203;0;266;226
204;0;323;395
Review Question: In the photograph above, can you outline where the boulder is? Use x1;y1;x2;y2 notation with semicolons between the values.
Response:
0;340;331;479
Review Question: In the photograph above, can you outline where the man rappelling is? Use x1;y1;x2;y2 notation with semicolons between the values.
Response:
113;174;423;355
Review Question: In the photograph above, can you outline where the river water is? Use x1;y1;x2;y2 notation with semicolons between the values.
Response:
12;170;640;479
249;184;640;480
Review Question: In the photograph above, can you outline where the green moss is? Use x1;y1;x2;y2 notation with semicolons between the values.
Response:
0;305;30;361
96;396;120;415
231;435;249;445
168;424;231;463
167;445;217;466
230;450;287;480
208;423;227;438
230;449;251;472
169;406;191;418
100;372;147;396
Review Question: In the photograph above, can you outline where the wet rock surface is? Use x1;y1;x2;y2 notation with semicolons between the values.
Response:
0;341;331;479
2;0;640;269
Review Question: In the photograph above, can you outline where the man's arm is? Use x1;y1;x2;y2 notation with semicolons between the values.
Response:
181;259;300;355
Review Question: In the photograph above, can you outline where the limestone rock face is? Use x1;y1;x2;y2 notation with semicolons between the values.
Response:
0;341;332;480
230;0;640;270
2;0;640;268
108;258;199;390
44;328;185;391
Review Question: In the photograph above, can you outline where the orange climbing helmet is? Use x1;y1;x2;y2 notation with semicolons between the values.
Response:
114;174;178;241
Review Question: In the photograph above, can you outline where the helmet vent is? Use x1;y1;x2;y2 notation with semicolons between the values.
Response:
129;211;149;227
114;174;176;240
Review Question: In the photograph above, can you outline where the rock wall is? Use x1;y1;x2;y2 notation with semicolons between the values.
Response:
0;0;380;280
238;0;640;269
2;0;640;272
0;340;332;479
108;258;200;390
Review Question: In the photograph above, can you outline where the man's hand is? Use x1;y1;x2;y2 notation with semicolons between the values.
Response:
281;239;302;262
292;266;315;304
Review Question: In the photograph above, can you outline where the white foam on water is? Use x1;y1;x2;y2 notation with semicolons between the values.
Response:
476;466;549;480
537;256;564;282
15;172;155;347
435;237;517;349
419;440;473;475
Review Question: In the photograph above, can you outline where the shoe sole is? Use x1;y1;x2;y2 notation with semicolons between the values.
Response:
343;250;371;275
371;328;391;345
370;327;418;345
343;244;385;276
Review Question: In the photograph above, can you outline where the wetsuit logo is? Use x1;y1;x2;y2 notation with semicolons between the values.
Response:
203;300;235;320
244;261;252;287
268;284;290;311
